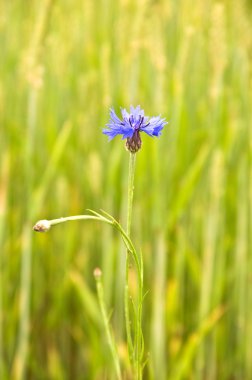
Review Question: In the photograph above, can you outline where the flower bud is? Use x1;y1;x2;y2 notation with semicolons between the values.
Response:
33;220;51;232
125;130;142;153
93;267;102;278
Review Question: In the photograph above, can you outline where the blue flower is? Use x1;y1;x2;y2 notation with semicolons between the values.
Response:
103;105;167;152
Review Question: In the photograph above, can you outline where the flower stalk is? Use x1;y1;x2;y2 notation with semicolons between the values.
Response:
125;153;136;364
94;268;122;380
33;210;144;378
125;152;144;379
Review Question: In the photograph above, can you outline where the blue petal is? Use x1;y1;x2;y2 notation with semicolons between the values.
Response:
103;107;135;140
148;116;162;126
140;127;154;137
152;119;168;136
152;126;163;136
103;129;120;141
140;116;167;137
104;106;167;142
110;108;123;125
121;108;130;119
122;129;134;139
103;122;134;140
130;105;145;119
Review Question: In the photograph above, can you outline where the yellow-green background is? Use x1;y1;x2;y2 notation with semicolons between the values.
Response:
1;0;251;379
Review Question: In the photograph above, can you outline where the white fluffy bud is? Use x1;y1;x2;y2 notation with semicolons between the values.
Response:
33;220;51;232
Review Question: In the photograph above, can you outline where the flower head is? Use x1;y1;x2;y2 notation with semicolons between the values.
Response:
33;219;51;232
103;105;167;153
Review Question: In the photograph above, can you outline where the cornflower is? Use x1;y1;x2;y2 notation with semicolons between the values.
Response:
103;105;167;152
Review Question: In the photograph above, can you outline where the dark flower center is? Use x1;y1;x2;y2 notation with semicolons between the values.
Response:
125;130;142;153
129;115;144;130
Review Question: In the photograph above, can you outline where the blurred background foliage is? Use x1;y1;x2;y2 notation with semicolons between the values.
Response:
0;0;252;379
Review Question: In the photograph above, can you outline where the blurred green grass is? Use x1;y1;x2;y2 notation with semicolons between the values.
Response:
1;0;252;379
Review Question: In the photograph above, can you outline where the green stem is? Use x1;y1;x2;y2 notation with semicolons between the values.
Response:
50;215;108;226
33;206;144;378
94;269;122;380
125;153;144;379
127;153;136;236
125;153;136;366
137;252;144;380
33;215;113;232
125;153;143;379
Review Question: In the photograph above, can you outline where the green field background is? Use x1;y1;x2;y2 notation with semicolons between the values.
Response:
1;0;252;379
